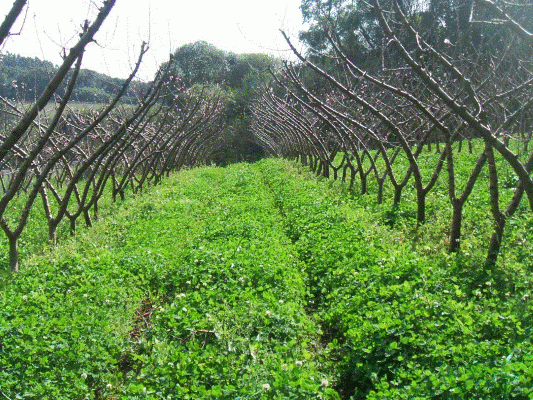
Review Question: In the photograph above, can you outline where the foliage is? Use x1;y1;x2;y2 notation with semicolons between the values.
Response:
1;158;532;398
0;161;338;399
257;158;533;399
299;0;382;68
166;43;279;165
171;41;230;88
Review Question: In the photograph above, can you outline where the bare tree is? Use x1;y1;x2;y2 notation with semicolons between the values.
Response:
0;0;117;164
251;0;533;265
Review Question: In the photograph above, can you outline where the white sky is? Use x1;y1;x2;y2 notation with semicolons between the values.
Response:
0;0;306;81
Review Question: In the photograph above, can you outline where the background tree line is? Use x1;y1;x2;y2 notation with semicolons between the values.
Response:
163;41;281;165
0;53;148;104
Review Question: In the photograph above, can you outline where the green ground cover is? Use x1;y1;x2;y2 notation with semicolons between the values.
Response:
1;156;532;399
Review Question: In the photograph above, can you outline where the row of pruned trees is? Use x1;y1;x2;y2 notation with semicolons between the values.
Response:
0;0;232;271
251;0;533;267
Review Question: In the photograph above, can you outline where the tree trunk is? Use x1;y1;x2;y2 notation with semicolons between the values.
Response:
377;179;384;204
48;221;58;246
359;168;366;194
416;191;426;225
342;163;348;183
449;200;463;253
485;143;503;268
393;185;402;206
93;199;99;221
322;162;330;178
83;209;92;228
486;217;505;269
9;235;18;272
332;165;339;180
69;217;76;236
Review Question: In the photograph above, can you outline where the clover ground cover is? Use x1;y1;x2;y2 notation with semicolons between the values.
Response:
1;157;532;399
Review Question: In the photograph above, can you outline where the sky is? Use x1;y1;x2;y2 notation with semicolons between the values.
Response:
0;0;307;81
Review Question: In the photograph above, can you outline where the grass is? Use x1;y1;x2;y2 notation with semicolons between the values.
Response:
0;153;532;399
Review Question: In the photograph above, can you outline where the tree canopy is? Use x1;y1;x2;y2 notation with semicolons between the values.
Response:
165;42;281;165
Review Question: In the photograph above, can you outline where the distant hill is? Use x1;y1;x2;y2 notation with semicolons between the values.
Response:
0;53;149;104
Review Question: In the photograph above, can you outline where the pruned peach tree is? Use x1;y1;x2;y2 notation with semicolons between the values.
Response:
252;0;533;267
